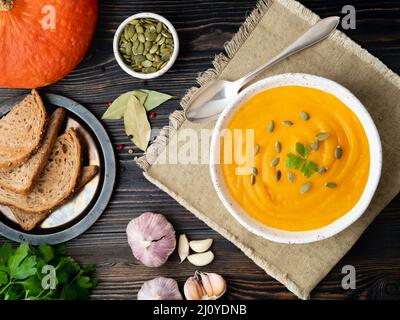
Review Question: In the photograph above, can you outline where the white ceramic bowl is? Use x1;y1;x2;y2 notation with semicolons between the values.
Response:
210;73;382;244
113;13;179;80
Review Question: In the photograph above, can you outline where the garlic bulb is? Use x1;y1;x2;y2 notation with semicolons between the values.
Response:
184;271;226;300
127;212;176;267
138;277;183;300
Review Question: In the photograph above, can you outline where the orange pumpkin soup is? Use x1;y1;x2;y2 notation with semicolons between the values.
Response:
220;86;370;231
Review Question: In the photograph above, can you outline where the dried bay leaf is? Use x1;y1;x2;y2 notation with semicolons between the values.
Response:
140;89;175;111
124;95;151;151
102;90;149;120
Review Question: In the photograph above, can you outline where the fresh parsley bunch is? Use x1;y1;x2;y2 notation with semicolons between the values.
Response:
286;143;319;178
0;242;97;300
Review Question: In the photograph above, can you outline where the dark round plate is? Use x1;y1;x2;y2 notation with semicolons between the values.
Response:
0;93;116;244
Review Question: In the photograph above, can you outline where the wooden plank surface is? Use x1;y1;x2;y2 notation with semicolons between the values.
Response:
1;0;400;300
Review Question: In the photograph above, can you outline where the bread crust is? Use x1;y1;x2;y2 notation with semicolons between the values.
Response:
0;89;47;171
0;128;82;212
11;165;99;231
0;108;66;194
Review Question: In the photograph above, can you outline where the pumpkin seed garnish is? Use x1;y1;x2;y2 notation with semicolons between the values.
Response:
311;139;319;151
283;120;294;127
268;120;275;133
275;141;282;153
252;167;258;176
325;182;337;188
119;18;174;73
301;182;311;194
288;172;295;183
335;146;343;159
317;167;328;175
300;111;310;121
270;157;280;167
250;175;256;185
253;144;260;156
316;132;330;141
275;170;282;181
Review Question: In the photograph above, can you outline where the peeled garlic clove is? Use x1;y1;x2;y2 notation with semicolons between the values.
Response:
138;277;182;300
187;251;214;267
178;234;190;263
126;212;176;267
206;273;226;297
183;277;206;300
189;239;213;253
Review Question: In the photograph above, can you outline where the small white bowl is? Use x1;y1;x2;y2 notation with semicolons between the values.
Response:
113;13;179;80
210;73;382;244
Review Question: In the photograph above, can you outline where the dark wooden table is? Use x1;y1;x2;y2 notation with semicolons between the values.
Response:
1;0;399;300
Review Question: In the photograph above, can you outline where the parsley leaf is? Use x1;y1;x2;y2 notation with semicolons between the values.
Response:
0;271;8;286
286;143;319;178
0;243;96;300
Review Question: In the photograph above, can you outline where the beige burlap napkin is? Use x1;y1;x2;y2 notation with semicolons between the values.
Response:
137;0;400;299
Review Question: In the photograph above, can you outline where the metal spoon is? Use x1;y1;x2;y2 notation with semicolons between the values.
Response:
185;16;340;123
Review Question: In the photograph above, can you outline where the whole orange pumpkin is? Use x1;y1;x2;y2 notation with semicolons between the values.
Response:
0;0;98;88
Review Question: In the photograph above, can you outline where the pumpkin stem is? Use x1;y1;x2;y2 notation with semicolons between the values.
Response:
0;0;14;11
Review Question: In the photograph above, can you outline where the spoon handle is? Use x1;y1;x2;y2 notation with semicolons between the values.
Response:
236;16;340;89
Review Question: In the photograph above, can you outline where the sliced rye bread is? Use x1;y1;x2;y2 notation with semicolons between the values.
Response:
11;165;99;231
0;89;47;171
0;128;82;212
0;108;66;194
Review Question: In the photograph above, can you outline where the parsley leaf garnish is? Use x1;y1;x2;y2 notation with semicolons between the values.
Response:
286;143;319;178
0;243;97;300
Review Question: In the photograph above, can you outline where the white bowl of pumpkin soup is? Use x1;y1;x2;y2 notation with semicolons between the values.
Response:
210;73;382;244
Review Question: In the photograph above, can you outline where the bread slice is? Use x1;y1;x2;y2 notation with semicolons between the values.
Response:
11;166;99;231
0;90;47;171
0;108;66;194
0;128;82;212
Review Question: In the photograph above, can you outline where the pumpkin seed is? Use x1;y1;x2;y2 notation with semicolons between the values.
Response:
335;146;343;159
156;21;163;33
253;144;260;156
142;60;153;68
150;44;159;54
283;120;293;127
275;141;281;153
138;33;146;43
125;42;132;55
158;36;166;45
136;25;144;33
275;170;281;181
270;157;280;167
268;120;275;133
317;167;327;175
325;182;337;188
300;111;310;121
137;43;144;54
119;18;175;73
311;139;319;151
252;167;258;176
288;172;295;183
316;132;330;141
301;182;311;194
250;175;256;185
